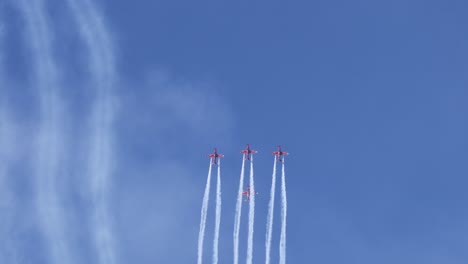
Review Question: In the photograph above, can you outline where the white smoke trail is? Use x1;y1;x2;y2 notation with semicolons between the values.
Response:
212;160;222;264
265;157;277;264
16;1;73;263
246;156;255;264
233;156;245;264
65;1;117;263
198;160;213;264
279;160;287;264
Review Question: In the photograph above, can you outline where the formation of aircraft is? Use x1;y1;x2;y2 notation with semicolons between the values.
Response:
209;145;289;163
208;145;288;200
242;185;258;202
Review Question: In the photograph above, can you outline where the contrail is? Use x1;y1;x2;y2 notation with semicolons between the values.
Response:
212;161;222;264
16;1;73;264
265;157;277;264
279;160;287;264
65;1;117;263
198;160;213;264
246;156;255;264
233;156;246;264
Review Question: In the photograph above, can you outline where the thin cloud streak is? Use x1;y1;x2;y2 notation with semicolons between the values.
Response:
16;0;73;263
65;0;117;263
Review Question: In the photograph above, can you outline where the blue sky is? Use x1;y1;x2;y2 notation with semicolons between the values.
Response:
1;0;468;263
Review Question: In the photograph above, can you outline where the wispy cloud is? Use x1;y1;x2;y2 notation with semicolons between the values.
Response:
65;0;117;263
6;0;235;263
113;73;234;263
15;0;74;264
139;72;233;142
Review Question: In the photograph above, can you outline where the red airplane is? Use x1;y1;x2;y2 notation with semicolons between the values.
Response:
240;144;258;160
242;185;258;202
273;145;289;162
208;148;224;165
